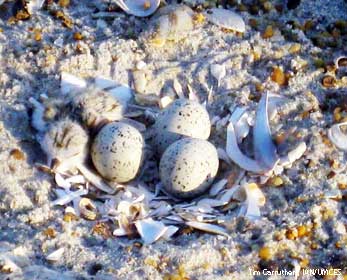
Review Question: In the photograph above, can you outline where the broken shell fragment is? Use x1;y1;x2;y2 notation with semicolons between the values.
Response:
204;8;246;33
114;0;160;17
61;72;87;95
78;198;98;220
144;5;195;46
226;121;265;173
335;56;347;69
185;221;229;237
253;93;279;170
328;122;347;151
210;64;226;87
46;248;64;262
134;218;168;244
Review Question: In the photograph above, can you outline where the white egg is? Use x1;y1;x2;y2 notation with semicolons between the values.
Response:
153;99;211;154
91;122;144;183
159;138;219;199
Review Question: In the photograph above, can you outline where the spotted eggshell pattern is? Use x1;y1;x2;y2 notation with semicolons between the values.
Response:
91;122;144;183
159;138;219;199
154;99;211;154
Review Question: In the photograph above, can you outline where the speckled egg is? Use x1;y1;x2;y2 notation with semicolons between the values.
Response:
91;122;144;183
153;99;211;154
159;138;219;199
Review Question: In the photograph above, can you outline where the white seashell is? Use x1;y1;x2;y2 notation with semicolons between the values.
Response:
335;56;347;70
133;70;147;94
209;179;228;196
55;173;71;189
28;97;46;132
328;122;347;151
226;121;265;173
77;164;115;194
52;188;88;206
187;84;200;103
145;5;195;46
46;248;64;262
134;218;168;244
159;96;174;109
229;107;250;143
204;8;245;33
185;221;229;237
114;0;160;17
217;148;232;164
173;79;185;99
238;183;265;220
66;175;86;185
27;0;45;14
253;92;279;170
136;61;147;70
210;64;226;87
79;198;97;220
197;198;227;208
94;76;118;89
109;86;133;105
279;141;306;167
161;226;179;240
150;201;172;217
61;72;87;95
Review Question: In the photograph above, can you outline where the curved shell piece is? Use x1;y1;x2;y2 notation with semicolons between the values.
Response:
204;8;245;33
79;198;98;220
226;121;265;173
145;5;195;46
328;122;347;151
114;0;160;17
253;93;279;170
335;56;347;70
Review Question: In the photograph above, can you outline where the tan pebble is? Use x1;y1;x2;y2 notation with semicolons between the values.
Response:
271;67;287;86
322;75;336;88
262;25;274;39
10;149;25;160
288;43;301;54
258;246;273;261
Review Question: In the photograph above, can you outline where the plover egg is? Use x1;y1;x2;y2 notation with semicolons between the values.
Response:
91;122;144;183
153;99;211;154
159;138;219;199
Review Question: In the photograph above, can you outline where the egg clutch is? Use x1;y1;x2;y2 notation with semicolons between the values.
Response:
91;99;218;199
30;87;218;200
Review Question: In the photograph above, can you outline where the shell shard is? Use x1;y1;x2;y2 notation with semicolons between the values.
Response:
77;164;115;194
145;5;195;46
46;248;64;262
61;72;87;95
114;0;160;17
237;183;265;220
253;93;279;171
210;64;226;87
209;178;228;196
52;188;88;206
185;221;229;237
226;121;265;173
328;122;347;151
230;107;251;143
134;218;168;244
280;141;307;166
205;8;245;33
